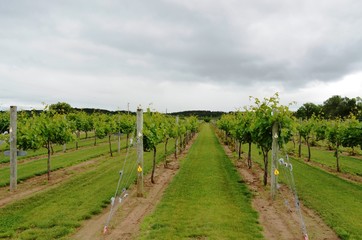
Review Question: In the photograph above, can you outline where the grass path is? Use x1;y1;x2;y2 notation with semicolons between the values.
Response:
138;124;263;239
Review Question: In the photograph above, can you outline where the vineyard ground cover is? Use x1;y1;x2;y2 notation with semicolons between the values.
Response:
299;144;362;178
0;139;176;239
246;143;362;240
137;124;263;239
222;149;338;239
0;138;124;187
0;155;106;208
74;135;197;239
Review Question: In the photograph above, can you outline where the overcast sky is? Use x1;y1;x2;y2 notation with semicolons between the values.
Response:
1;0;362;112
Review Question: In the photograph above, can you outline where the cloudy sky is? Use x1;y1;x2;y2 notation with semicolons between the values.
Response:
1;0;362;112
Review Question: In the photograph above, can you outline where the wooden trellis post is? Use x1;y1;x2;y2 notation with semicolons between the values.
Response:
136;107;144;197
10;106;17;191
271;119;279;200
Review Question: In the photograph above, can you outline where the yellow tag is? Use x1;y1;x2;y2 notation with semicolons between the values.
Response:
137;165;143;173
274;169;279;176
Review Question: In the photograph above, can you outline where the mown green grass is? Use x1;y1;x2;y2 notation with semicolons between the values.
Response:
0;141;119;187
138;124;263;240
298;144;362;177
247;143;362;240
0;139;176;239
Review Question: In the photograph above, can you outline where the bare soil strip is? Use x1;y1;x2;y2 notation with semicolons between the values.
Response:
221;144;340;240
72;138;195;240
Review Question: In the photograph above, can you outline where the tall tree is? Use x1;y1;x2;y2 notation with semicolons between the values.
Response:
323;95;359;119
295;102;322;119
49;102;73;114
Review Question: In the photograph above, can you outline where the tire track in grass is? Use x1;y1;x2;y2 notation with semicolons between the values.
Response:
138;124;263;239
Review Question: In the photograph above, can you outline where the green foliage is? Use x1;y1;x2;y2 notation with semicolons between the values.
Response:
217;113;236;138
203;116;211;122
297;117;315;141
0;111;10;133
250;94;293;151
17;113;41;150
67;111;88;133
166;116;178;139
295;102;322;119
327;119;345;147
234;110;254;145
0;111;10;148
143;110;164;152
296;95;362;120
17;111;73;151
295;117;316;160
322;95;360;119
49;102;73;115
314;118;328;141
116;114;136;135
82;113;94;135
0;136;115;187
185;116;199;134
250;93;293;185
93;113;108;139
16;109;74;180
341;116;362;152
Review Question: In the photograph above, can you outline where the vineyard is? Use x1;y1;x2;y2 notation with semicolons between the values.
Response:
0;97;361;240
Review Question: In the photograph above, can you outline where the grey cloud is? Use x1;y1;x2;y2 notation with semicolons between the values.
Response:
1;0;362;111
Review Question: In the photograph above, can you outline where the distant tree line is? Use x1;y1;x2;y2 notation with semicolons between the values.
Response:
2;95;361;123
295;95;362;120
168;110;225;121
